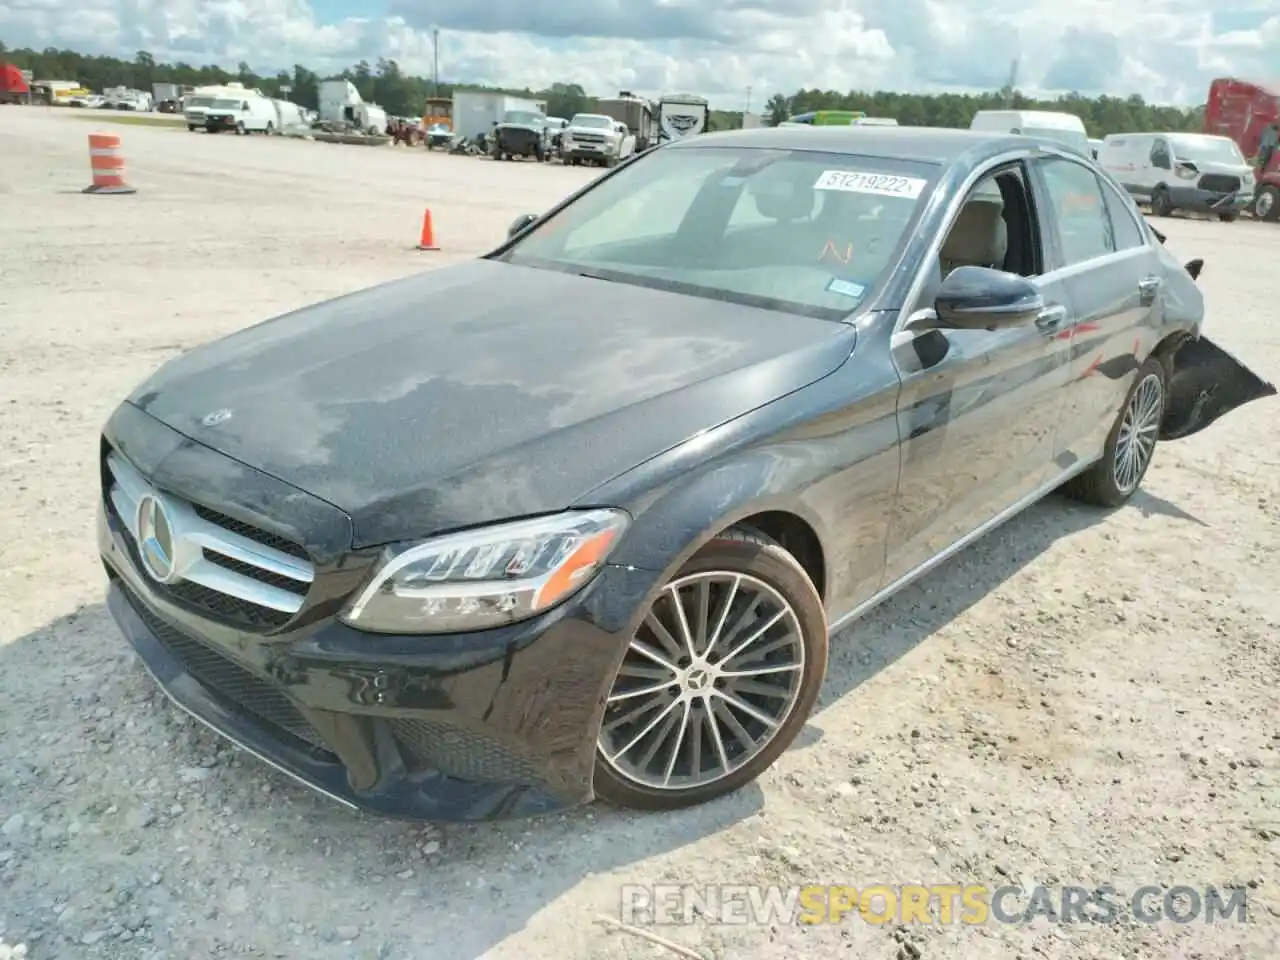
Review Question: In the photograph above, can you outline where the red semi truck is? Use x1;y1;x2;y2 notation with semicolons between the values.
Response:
1;63;31;104
1204;77;1280;220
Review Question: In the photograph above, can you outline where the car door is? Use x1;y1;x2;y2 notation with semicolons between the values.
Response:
1028;154;1163;468
883;159;1074;585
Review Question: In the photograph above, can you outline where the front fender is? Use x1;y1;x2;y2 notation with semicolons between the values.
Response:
593;323;903;614
607;446;833;584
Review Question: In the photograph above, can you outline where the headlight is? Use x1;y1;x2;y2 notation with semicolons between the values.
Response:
1175;165;1198;180
340;509;630;634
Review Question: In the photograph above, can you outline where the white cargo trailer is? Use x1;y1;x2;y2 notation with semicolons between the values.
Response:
452;90;546;140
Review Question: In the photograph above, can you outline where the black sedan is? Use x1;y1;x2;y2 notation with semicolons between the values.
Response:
98;127;1275;822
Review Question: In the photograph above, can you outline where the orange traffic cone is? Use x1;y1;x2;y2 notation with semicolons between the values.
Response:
417;209;439;251
83;132;137;195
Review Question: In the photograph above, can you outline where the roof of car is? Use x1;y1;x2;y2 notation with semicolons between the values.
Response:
669;126;1031;164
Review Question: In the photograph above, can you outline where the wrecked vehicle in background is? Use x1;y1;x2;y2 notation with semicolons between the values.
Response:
1203;77;1280;221
491;109;550;162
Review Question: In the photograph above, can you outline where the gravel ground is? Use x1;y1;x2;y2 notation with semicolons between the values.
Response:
1;109;1278;960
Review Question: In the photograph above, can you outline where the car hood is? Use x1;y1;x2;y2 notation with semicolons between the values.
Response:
495;123;540;132
568;126;616;136
128;260;855;548
1192;161;1254;181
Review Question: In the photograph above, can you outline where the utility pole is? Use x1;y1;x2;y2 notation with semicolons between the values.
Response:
744;85;752;118
431;28;440;99
1005;57;1019;108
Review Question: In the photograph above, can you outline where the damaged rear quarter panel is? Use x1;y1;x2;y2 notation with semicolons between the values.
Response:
1146;229;1279;439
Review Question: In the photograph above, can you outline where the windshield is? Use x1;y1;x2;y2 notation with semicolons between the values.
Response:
211;98;242;110
186;96;214;108
571;115;613;129
1171;136;1245;166
503;111;541;125
1020;127;1090;155
497;147;936;320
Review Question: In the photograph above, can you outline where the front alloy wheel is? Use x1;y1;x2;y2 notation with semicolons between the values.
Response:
594;529;828;811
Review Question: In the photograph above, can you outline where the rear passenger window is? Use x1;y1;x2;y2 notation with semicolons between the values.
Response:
1100;181;1145;250
1037;156;1114;267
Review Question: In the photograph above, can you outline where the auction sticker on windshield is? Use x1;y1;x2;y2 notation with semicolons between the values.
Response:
814;170;927;199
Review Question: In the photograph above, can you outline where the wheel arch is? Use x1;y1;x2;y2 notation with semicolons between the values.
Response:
605;452;833;608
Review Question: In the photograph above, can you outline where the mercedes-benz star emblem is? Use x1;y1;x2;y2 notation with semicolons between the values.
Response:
136;494;177;582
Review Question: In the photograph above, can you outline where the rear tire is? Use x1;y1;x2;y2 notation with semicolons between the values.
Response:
1062;356;1166;507
593;528;828;812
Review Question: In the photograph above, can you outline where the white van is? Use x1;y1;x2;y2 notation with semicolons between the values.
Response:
203;94;280;135
970;110;1090;156
1097;132;1254;221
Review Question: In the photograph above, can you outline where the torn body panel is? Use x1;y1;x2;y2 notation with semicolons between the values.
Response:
1161;335;1277;440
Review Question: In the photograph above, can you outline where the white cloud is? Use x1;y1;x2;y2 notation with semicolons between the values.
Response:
1;0;1276;108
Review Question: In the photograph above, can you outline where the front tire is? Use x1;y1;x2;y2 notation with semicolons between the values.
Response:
593;528;828;812
1150;187;1173;217
1063;357;1166;507
1254;185;1280;221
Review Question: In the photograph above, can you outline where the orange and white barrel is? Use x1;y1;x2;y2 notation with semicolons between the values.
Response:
84;132;137;195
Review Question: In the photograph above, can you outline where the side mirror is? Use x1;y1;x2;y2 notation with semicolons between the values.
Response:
933;266;1044;331
507;213;537;239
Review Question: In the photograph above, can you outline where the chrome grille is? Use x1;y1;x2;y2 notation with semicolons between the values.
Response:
105;451;314;629
571;132;607;144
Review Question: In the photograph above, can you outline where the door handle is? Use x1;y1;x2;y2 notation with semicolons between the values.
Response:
1138;276;1161;303
1035;304;1068;333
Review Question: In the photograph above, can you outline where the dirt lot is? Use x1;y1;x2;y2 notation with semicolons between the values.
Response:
0;109;1277;960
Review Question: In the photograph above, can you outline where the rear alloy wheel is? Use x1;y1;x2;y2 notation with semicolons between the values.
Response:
1063;357;1166;507
594;529;828;811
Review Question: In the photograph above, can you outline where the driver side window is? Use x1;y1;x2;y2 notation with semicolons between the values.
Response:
937;165;1039;281
1150;139;1170;169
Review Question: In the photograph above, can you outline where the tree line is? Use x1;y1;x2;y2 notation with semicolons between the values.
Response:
0;41;1204;137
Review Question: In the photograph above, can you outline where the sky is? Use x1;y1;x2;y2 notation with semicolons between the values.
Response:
2;0;1279;110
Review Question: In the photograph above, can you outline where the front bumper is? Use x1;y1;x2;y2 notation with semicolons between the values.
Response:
1168;185;1253;213
563;143;613;162
97;424;657;822
495;130;541;154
